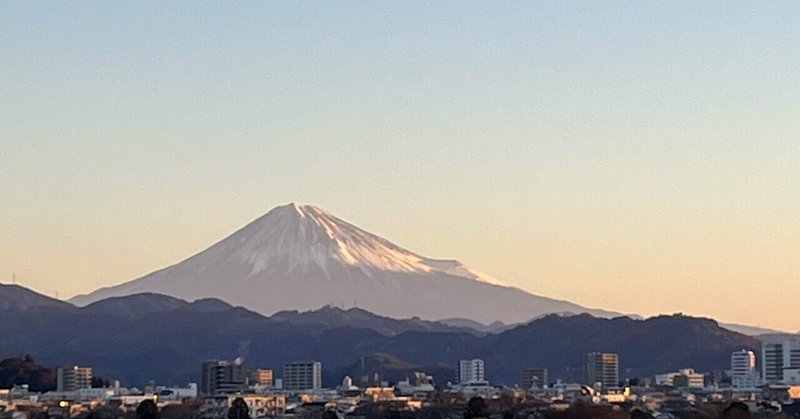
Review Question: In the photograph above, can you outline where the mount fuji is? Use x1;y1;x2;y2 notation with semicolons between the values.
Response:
70;203;618;323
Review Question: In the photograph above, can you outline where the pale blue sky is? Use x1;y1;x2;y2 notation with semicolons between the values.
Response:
2;2;798;330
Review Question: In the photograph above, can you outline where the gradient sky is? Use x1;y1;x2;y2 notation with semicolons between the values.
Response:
2;2;798;331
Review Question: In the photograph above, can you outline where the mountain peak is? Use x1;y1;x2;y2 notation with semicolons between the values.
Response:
70;203;614;323
231;203;428;276
275;202;328;218
233;203;505;283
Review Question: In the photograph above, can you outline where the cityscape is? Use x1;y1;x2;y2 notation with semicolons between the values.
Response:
2;341;800;419
1;282;799;419
3;1;799;419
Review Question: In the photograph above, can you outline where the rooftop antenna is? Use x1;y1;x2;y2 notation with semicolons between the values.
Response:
11;273;16;284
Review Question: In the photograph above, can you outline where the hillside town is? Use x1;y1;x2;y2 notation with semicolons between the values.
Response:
3;338;800;419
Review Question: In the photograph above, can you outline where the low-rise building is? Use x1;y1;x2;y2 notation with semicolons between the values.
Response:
785;368;800;386
453;380;497;397
200;394;285;419
654;368;705;389
395;372;435;397
154;383;198;400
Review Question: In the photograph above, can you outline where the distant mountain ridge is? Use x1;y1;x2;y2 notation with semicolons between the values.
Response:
0;283;74;311
82;293;187;319
1;285;763;387
269;306;481;336
438;318;513;334
70;203;619;323
441;315;789;337
718;323;785;336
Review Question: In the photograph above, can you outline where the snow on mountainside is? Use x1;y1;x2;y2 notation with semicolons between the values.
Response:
70;203;619;323
214;203;508;286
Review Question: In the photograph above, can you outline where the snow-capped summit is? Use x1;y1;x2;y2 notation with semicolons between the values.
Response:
70;203;616;323
220;203;507;286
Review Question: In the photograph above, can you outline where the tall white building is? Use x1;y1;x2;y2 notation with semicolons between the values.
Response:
731;350;759;388
283;361;322;391
762;337;800;384
457;359;485;383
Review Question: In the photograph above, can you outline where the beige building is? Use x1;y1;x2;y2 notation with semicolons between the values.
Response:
249;369;273;387
57;366;93;392
584;352;619;389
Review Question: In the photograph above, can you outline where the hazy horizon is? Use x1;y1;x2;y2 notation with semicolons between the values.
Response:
2;2;798;331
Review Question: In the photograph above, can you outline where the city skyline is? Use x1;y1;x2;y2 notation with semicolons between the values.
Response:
2;2;799;331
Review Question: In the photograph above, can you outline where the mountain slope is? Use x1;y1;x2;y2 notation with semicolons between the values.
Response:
81;293;188;319
438;318;513;334
0;355;56;392
478;314;761;383
719;322;785;336
270;306;480;336
0;284;74;311
70;203;616;324
67;292;480;337
1;288;760;387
